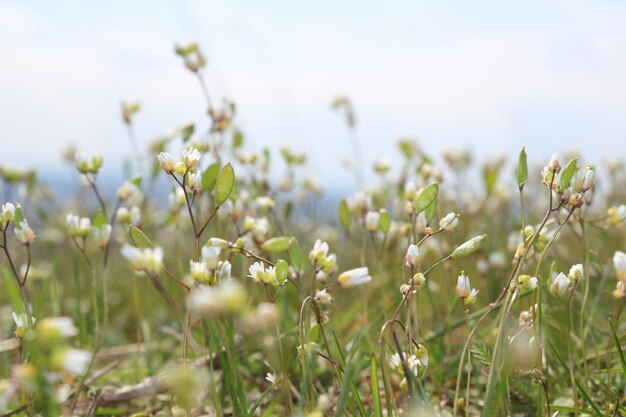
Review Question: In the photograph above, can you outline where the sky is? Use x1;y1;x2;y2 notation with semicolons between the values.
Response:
1;0;626;190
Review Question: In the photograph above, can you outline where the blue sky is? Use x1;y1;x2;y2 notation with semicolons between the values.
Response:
1;0;626;189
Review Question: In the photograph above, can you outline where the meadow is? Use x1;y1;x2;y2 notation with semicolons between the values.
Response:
1;42;625;417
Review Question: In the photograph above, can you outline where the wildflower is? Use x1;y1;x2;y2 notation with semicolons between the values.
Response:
518;275;538;291
186;170;202;193
1;202;15;229
574;166;595;192
75;153;103;174
209;237;231;249
217;260;232;281
265;373;276;384
414;344;429;367
116;181;143;206
13;312;35;338
613;281;625;298
190;260;210;283
338;267;371;288
550;272;571;296
309;239;329;263
365;211;380;233
37;317;78;340
400;284;415;296
455;273;471;298
157;152;175;174
314;289;334;305
614;251;626;282
541;153;560;187
519;310;533;326
248;262;283;286
568;264;584;283
14;220;35;245
66;214;91;237
188;280;247;316
608;205;626;226
52;348;92;376
439;212;459;233
465;288;479;305
405;244;420;269
92;224;112;248
120;244;163;274
182;147;201;170
411;272;426;287
202;245;220;270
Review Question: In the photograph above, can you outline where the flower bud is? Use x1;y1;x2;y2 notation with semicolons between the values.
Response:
365;211;380;233
157;152;175;174
405;244;420;269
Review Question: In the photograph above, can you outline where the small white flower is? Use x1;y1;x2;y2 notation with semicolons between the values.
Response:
56;348;92;376
188;280;247;315
202;245;221;270
92;224;112;248
1;202;15;228
217;260;232;281
121;244;163;274
608;205;626;226
186;170;202;193
66;214;91;237
439;212;459;233
247;262;283;286
550;272;571;296
465;288;479;305
568;264;584;282
14;220;35;245
190;260;210;282
38;317;78;339
405;244;420;269
314;289;334;305
404;181;416;201
310;239;329;262
455;274;471;298
157;152;175;173
365;211;380;233
613;251;626;281
338;267;371;288
182;147;201;169
265;372;276;384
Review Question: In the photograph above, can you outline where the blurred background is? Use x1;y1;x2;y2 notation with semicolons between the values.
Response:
2;0;626;192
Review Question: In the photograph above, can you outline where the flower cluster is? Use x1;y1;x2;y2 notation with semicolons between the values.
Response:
541;154;595;207
309;239;337;275
190;244;231;285
248;262;284;286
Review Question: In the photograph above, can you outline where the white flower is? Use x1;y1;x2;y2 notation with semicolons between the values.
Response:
182;147;201;169
465;288;479;305
121;244;163;274
116;181;143;206
439;212;459;233
209;237;231;249
310;239;329;262
201;245;221;270
157;152;175;173
186;170;202;193
568;264;584;282
14;220;35;245
575;166;595;192
365;211;380;233
404;181;416;201
217;261;232;281
92;224;112;248
190;260;210;282
614;251;626;282
314;289;334;305
338;267;371;288
55;348;92;376
38;317;78;339
66;214;91;237
265;372;276;384
188;280;247;315
411;272;426;287
247;262;283;286
405;244;420;269
608;205;626;226
550;272;571;296
455;274;471;298
1;202;15;228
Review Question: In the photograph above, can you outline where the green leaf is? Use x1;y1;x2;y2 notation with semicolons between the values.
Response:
518;147;528;190
214;163;235;206
129;225;153;248
559;157;578;191
370;355;382;417
261;236;293;252
451;234;487;259
275;259;289;283
414;182;438;214
338;199;350;230
232;129;244;149
14;205;25;226
201;162;220;190
609;317;626;377
425;198;437;224
378;209;390;234
92;211;107;228
288;240;304;272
